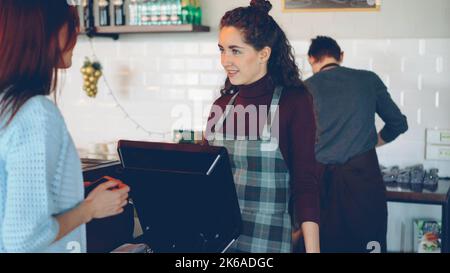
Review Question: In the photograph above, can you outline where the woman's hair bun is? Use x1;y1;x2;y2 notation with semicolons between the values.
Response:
250;0;272;14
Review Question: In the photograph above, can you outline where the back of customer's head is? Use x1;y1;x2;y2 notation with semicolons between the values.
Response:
0;0;79;127
308;36;342;62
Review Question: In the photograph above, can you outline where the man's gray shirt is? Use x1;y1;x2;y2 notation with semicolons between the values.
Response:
305;66;408;165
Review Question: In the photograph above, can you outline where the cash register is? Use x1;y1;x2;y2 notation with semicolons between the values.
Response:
117;140;242;253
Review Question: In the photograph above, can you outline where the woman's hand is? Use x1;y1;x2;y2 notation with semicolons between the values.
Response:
292;228;303;248
54;177;130;243
83;176;130;221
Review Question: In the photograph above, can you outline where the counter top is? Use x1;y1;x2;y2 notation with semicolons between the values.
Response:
81;159;450;205
386;180;450;204
81;158;120;172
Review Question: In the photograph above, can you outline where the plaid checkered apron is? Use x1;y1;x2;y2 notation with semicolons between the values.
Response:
211;86;292;253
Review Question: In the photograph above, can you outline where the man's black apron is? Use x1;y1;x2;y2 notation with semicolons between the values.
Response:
318;149;388;253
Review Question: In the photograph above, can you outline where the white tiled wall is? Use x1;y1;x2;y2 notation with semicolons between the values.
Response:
60;35;450;176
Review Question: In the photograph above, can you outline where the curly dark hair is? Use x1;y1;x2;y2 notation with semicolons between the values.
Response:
220;0;304;94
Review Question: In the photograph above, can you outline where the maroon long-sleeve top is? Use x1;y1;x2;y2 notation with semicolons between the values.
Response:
205;74;320;226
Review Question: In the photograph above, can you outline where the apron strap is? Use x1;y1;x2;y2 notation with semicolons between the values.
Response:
213;92;239;133
261;86;283;140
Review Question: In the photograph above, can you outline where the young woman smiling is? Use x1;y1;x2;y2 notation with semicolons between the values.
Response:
205;0;320;253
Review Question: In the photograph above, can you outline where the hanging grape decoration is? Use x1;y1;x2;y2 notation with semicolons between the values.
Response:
81;58;103;98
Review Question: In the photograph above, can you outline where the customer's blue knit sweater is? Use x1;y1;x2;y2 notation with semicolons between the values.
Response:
0;95;86;253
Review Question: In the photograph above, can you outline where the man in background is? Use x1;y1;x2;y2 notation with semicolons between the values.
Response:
305;36;408;253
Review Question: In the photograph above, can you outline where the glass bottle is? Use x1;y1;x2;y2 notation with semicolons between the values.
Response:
141;0;151;26
98;0;110;26
193;0;201;25
150;0;161;25
180;0;187;24
128;0;137;25
169;0;182;25
188;0;195;24
159;0;170;25
82;0;89;28
113;0;126;26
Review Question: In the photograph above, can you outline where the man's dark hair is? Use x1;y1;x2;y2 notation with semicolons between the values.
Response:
308;36;342;62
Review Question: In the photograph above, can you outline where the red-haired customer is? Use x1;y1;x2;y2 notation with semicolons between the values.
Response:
0;1;129;253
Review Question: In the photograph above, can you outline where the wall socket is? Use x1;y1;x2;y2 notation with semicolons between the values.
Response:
426;145;450;161
427;129;450;145
426;129;450;161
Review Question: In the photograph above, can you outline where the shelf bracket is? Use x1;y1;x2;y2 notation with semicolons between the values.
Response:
86;27;120;40
85;0;119;40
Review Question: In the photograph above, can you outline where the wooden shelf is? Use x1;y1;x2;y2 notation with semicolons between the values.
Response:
79;24;210;40
96;24;210;34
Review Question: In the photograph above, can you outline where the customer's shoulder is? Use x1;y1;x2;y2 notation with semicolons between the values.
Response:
20;95;60;115
13;95;64;129
0;96;66;149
